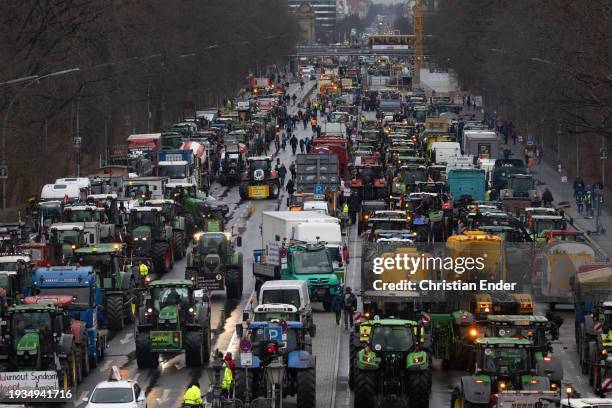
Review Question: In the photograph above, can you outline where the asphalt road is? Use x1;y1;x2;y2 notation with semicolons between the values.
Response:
44;80;345;408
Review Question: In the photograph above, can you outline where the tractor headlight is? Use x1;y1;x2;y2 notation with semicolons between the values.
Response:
145;276;151;282
142;237;147;241
27;349;37;356
134;237;139;241
16;350;24;356
498;381;506;389
188;307;195;314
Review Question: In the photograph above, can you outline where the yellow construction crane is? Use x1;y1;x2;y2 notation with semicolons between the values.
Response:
413;0;423;85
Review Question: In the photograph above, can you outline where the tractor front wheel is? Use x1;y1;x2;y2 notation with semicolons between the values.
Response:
136;333;159;369
226;268;242;299
407;371;432;408
173;231;186;260
354;370;375;408
106;295;125;331
296;368;316;408
270;182;280;199
152;242;171;274
185;331;204;367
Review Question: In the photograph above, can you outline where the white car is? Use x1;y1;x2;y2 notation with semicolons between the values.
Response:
84;380;147;408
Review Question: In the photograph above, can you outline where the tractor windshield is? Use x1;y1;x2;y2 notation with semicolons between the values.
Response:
261;289;301;308
481;347;529;374
12;311;53;340
125;184;150;198
198;235;226;254
291;249;332;275
358;167;383;183
65;210;107;223
533;218;564;234
0;261;18;271
56;230;81;244
488;326;547;348
400;169;427;184
509;178;535;191
154;286;189;310
131;211;159;226
370;325;413;352
158;164;187;179
250;160;269;171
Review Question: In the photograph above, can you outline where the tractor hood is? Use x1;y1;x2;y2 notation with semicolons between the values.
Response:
159;304;178;322
16;331;40;354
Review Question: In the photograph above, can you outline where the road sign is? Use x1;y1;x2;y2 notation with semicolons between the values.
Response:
314;183;324;195
0;165;7;179
313;194;325;200
266;326;283;343
240;352;252;367
343;187;351;197
239;338;252;352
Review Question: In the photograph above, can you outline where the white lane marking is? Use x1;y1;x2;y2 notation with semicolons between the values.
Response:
119;332;133;345
225;328;238;355
133;372;140;381
75;391;89;407
155;388;171;404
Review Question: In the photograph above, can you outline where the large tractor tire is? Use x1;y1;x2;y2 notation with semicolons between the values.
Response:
226;268;242;299
81;340;90;376
239;183;249;200
269;181;280;199
106;295;125;331
184;213;195;242
185;331;204;367
76;347;84;383
354;370;376;408
201;324;211;364
69;350;78;387
136;333;159;369
219;174;227;186
152;241;171;274
296;368;316;408
450;389;487;408
348;339;358;390
407;371;432;408
173;231;186;260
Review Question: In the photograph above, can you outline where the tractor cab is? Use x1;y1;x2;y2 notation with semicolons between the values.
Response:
49;224;86;260
0;254;33;302
474;338;539;385
142;280;199;328
124;183;152;202
63;205;109;223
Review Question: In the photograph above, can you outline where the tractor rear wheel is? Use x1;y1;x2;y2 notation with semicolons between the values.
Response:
201;324;211;364
82;340;90;376
297;368;316;408
239;183;249;200
184;213;195;242
173;231;186;260
348;340;358;390
106;295;125;331
407;371;432;408
354;370;376;408
136;333;158;369
226;268;242;299
185;331;204;367
152;242;171;274
76;348;84;383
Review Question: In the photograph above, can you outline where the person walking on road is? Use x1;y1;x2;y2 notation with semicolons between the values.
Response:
289;161;296;181
183;382;203;407
281;132;287;151
299;138;305;153
278;163;287;187
332;288;344;326
343;287;357;330
290;134;298;155
286;178;295;201
542;188;554;207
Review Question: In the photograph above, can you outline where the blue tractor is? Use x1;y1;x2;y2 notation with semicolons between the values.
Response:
234;320;316;408
32;266;109;368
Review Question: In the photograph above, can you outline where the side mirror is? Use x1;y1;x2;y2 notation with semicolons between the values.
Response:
236;324;243;338
137;393;145;402
236;236;242;247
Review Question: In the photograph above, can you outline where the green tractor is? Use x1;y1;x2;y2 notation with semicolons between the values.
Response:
135;279;211;368
186;232;243;299
144;199;187;260
127;207;174;274
450;338;551;408
72;244;139;331
352;318;432;408
0;302;80;390
165;182;225;237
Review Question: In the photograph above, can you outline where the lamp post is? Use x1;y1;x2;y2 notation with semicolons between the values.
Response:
265;356;285;408
1;67;80;209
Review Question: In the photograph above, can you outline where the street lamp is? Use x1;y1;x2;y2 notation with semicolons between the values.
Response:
265;356;285;408
1;67;79;209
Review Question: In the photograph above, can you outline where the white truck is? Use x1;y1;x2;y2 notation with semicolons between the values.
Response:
462;129;500;160
429;141;461;164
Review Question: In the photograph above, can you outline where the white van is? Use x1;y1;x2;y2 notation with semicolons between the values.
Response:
430;141;461;164
293;219;343;264
40;183;82;202
302;200;329;215
257;280;315;336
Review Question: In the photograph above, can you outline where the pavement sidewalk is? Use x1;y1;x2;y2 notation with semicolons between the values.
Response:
503;136;612;259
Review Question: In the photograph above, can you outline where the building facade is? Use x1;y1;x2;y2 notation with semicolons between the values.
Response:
288;0;336;43
296;3;316;45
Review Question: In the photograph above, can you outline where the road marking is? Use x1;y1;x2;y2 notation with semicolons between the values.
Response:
225;327;238;355
76;391;89;407
119;332;133;345
156;388;171;404
133;372;140;381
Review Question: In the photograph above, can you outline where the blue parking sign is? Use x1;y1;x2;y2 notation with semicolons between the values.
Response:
266;326;283;343
314;183;324;195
